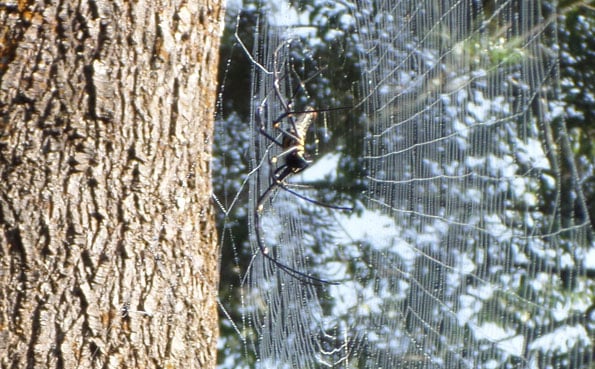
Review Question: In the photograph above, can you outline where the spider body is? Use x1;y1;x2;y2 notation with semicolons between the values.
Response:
245;39;352;285
273;108;316;182
255;105;351;285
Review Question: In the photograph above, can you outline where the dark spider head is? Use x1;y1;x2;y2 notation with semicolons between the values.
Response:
285;150;310;174
273;148;311;183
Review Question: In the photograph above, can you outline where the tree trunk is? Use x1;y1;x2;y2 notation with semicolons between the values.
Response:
0;0;223;367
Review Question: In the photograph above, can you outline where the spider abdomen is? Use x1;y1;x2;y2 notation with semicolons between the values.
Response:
281;107;317;175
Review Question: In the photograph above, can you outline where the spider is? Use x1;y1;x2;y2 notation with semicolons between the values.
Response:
251;41;352;285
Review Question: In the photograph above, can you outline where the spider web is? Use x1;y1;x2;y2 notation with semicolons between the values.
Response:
215;1;594;368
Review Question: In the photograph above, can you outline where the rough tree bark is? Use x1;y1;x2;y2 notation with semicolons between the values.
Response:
0;0;223;367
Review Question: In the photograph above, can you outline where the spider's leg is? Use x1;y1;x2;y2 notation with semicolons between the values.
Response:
289;63;328;103
270;40;320;144
253;203;339;286
272;41;293;115
258;127;284;147
273;164;292;182
256;178;281;213
255;95;285;148
277;182;353;212
257;164;297;213
272;40;309;141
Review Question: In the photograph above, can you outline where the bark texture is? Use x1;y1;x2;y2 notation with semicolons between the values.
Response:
0;0;223;367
